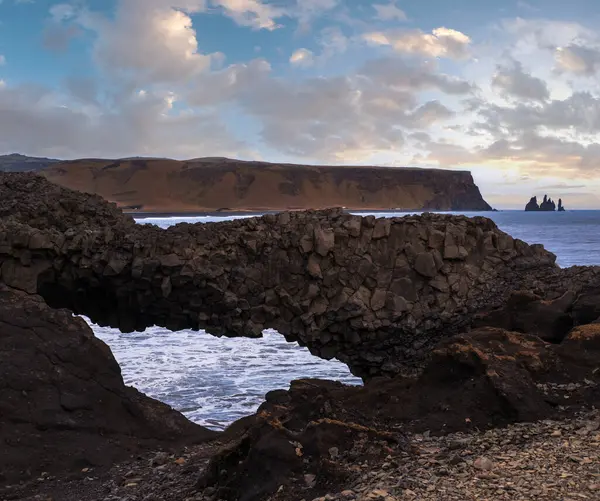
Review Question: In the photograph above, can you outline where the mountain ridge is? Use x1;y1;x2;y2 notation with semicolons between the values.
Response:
2;154;492;212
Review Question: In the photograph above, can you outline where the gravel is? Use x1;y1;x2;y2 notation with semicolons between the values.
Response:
4;410;599;501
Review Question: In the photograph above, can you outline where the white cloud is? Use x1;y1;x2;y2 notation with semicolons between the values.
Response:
0;55;5;66
363;27;471;59
373;1;407;22
555;44;600;75
83;1;213;86
49;3;76;22
212;0;283;30
0;82;248;159
289;48;314;67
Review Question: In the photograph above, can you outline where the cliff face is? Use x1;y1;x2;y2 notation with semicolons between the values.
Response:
43;157;492;212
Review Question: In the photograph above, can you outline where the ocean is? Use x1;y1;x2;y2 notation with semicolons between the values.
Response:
93;210;600;430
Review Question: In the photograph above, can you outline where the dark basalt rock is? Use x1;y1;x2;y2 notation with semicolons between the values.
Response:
525;196;540;211
0;285;216;483
472;289;575;342
0;173;569;378
200;325;600;501
525;194;564;211
558;198;566;211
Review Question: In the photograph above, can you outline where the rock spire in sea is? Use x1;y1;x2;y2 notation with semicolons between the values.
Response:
525;194;565;211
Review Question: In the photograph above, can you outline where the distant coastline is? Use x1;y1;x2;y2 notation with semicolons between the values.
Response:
127;208;498;219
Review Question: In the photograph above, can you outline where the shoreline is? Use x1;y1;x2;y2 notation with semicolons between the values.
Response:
127;208;497;219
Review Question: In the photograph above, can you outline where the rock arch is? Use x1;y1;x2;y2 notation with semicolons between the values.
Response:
0;173;559;378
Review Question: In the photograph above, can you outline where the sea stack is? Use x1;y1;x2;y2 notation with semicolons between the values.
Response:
558;198;566;211
525;194;563;211
525;196;540;211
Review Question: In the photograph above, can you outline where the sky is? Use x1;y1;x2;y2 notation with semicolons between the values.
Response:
1;0;600;208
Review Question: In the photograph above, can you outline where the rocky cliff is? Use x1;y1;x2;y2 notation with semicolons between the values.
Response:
43;157;492;212
0;173;569;379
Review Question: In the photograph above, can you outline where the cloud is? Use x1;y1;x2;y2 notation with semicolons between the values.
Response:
221;58;466;160
318;26;348;59
419;90;600;176
363;27;471;59
491;61;549;101
0;55;5;66
49;3;76;22
287;27;349;67
290;0;339;32
185;58;271;106
289;48;314;67
500;18;595;51
212;0;283;31
0;82;248;159
361;58;474;94
555;44;600;75
475;91;600;134
84;1;214;86
372;1;407;22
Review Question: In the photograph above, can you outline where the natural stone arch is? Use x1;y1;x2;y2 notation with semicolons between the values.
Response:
0;173;561;378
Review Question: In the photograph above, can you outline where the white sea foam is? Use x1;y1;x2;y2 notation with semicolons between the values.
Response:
93;324;361;430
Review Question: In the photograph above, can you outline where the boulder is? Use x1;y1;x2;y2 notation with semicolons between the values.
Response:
473;290;575;342
572;284;600;325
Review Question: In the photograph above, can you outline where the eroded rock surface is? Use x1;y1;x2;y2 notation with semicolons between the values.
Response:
0;173;594;377
198;325;600;501
0;285;216;483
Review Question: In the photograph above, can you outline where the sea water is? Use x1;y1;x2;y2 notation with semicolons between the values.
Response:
94;210;600;429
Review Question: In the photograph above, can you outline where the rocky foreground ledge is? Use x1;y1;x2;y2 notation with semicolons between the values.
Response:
1;172;600;501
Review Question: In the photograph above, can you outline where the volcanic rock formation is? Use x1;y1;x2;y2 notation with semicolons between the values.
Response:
2;172;600;501
525;194;564;211
200;324;600;500
0;285;216;483
559;198;566;211
0;173;583;379
43;157;493;212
